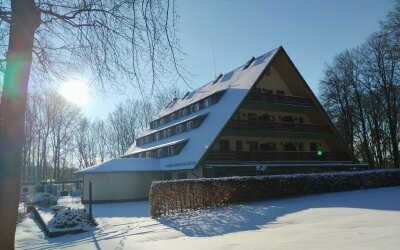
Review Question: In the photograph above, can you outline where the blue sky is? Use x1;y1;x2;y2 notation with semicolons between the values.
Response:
83;0;393;119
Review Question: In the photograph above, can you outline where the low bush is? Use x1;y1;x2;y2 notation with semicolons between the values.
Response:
149;169;400;217
48;208;96;229
26;193;58;207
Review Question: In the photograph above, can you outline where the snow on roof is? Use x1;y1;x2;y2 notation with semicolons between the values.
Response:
78;47;280;174
76;158;161;174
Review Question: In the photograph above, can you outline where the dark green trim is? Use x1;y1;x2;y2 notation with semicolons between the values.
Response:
221;128;335;139
241;100;317;113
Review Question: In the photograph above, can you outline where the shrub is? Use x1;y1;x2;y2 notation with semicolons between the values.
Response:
48;208;96;229
26;193;58;207
149;169;400;217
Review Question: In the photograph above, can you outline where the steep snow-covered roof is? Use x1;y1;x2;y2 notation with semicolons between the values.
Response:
76;47;280;174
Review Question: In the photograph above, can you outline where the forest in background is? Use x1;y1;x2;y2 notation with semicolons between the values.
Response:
320;0;400;168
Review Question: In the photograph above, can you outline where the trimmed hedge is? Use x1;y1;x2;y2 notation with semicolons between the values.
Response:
149;169;400;217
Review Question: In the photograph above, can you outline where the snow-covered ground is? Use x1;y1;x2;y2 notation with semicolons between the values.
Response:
16;187;400;249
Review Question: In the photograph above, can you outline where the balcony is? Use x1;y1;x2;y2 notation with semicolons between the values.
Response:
227;120;331;133
204;151;337;162
247;93;313;106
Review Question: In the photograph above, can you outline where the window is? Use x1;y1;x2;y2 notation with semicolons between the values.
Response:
187;121;194;131
298;117;304;124
158;148;166;158
284;142;297;151
163;130;167;138
167;128;172;137
276;90;285;96
154;120;158;127
171;113;177;121
236;141;242;151
159;118;164;125
310;143;317;151
259;114;274;122
176;125;182;134
178;172;187;179
248;113;257;121
183;108;188;116
282;116;295;123
247;141;258;151
264;89;273;95
139;152;145;158
146;151;152;158
191;103;200;113
260;142;276;151
168;146;175;156
219;140;230;152
155;132;161;140
298;142;304;151
204;97;212;107
164;173;172;180
144;136;149;143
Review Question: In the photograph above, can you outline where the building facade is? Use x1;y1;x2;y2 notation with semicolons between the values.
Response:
77;47;363;203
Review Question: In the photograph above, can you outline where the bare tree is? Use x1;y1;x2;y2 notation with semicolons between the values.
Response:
0;1;184;246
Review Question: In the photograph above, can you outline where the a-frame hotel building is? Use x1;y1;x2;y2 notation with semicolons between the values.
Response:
77;47;364;202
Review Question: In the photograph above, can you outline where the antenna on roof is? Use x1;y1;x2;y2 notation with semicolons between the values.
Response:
211;39;217;78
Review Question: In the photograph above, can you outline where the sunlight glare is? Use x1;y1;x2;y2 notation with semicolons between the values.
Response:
58;78;91;107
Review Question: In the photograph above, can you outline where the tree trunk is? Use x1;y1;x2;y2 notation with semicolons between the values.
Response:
0;1;40;249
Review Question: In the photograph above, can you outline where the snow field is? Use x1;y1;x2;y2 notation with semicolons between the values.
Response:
16;187;400;249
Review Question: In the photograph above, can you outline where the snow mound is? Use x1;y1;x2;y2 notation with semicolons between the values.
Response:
48;208;96;230
26;193;58;207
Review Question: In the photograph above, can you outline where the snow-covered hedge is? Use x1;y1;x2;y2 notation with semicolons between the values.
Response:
149;169;400;217
26;193;58;207
48;208;96;229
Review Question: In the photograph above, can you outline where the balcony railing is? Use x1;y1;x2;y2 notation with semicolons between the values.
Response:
247;93;313;106
227;120;331;133
204;151;337;162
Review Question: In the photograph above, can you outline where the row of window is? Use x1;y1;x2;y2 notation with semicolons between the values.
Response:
149;90;225;129
136;114;207;146
218;140;321;152
251;88;285;96
234;112;305;124
123;140;188;159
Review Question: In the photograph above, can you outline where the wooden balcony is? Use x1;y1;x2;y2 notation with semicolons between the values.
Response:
227;120;331;133
247;93;313;106
204;151;337;162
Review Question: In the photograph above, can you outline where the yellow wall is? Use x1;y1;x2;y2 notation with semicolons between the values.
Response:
256;66;294;95
83;172;164;202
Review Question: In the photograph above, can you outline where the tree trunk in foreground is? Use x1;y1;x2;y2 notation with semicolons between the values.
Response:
0;1;40;249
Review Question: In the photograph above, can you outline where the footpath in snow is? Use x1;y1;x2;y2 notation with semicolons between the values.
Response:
16;186;400;250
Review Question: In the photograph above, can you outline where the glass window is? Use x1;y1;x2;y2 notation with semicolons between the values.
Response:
247;141;258;151
171;113;177;121
159;118;164;125
167;128;171;137
236;141;242;151
176;125;182;134
310;143;317;151
248;113;257;121
284;142;297;151
187;121;194;131
219;140;230;152
155;132;160;140
260;142;276;151
163;130;167;138
204;97;212;107
276;90;285;96
158;148;166;158
178;172;187;179
183;108;188;116
168;146;175;156
146;151;152;158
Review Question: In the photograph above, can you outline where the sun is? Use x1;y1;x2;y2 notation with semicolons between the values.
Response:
58;78;91;107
